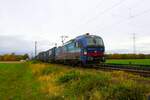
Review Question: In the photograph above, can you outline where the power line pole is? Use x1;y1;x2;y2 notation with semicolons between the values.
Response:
61;35;68;45
55;43;57;47
133;33;136;54
35;41;37;57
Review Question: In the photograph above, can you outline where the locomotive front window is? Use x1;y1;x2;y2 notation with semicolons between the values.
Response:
87;37;103;46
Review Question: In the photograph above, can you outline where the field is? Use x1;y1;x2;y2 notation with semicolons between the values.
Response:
106;59;150;65
0;63;47;99
0;62;150;100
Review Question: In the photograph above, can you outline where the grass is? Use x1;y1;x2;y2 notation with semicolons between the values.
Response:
62;72;111;99
0;62;150;100
106;59;150;65
0;63;47;100
29;63;150;100
56;70;80;84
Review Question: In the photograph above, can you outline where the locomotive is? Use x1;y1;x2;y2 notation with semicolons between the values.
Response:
36;33;105;65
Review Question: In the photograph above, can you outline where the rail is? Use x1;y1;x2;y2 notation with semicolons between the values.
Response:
92;63;150;77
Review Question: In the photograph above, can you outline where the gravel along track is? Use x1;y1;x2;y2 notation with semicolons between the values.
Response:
91;63;150;77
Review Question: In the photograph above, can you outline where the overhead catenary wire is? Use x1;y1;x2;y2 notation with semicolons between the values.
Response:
110;0;148;20
72;0;126;32
92;7;150;54
94;8;150;32
74;0;150;54
84;0;126;24
74;0;148;33
79;0;105;22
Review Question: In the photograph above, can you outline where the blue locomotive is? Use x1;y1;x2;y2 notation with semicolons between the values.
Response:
36;33;105;65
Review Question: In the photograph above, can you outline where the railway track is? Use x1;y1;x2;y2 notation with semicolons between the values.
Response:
41;62;150;77
91;63;150;77
57;63;150;77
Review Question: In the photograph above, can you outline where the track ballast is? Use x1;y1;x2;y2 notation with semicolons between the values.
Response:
90;63;150;77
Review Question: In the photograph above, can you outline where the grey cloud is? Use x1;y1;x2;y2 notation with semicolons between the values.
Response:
0;0;150;54
0;35;34;54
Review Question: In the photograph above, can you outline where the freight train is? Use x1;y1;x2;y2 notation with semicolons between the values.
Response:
36;33;105;65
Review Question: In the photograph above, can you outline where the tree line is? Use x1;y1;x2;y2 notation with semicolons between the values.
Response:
0;53;29;61
1;53;149;61
106;54;150;59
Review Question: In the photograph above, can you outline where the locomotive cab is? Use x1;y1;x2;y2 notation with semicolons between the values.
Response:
77;34;105;65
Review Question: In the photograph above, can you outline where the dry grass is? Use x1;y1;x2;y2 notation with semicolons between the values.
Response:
29;64;47;75
29;63;150;100
29;64;69;97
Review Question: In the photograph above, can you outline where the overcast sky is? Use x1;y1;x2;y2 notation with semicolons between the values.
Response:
0;0;150;55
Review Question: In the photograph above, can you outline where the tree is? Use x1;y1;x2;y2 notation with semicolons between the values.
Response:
23;54;29;60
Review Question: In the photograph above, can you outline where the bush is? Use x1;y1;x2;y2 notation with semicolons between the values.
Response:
30;60;41;64
62;72;149;100
64;73;110;98
105;81;148;100
56;71;80;84
30;63;150;100
106;54;150;59
41;67;59;75
0;53;29;61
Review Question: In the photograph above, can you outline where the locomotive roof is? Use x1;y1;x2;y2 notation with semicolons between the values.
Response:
63;39;75;45
64;34;102;45
46;47;56;51
36;33;103;57
76;34;102;40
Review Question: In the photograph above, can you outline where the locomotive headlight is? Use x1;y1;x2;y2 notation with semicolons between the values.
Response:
84;51;87;55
